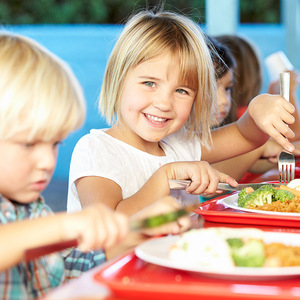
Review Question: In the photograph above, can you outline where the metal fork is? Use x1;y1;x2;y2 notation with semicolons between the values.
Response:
278;72;295;183
278;151;295;183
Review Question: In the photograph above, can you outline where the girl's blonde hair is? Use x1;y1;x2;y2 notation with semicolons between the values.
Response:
99;10;217;148
0;32;86;141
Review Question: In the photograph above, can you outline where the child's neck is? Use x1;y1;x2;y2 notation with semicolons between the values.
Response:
106;125;166;156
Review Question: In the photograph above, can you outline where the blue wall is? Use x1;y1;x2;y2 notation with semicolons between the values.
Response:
5;24;299;180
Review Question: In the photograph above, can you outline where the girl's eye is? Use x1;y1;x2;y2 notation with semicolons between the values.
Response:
54;141;62;147
225;86;233;93
22;142;34;148
176;88;188;95
53;141;63;150
143;81;156;88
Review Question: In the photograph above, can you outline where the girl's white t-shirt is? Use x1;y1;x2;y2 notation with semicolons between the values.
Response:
67;128;202;212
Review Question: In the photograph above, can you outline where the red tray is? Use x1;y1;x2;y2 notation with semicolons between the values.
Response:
94;252;300;300
196;197;300;228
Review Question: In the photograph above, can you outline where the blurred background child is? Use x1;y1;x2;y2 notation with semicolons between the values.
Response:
215;34;300;139
214;34;300;181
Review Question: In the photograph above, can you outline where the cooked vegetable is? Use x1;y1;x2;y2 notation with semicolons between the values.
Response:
273;189;295;202
226;238;243;249
230;239;265;267
238;184;274;208
237;189;248;207
280;185;300;197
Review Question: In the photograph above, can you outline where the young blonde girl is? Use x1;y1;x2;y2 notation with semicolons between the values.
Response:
0;32;190;299
67;10;296;216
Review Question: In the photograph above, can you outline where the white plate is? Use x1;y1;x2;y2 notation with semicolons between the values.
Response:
222;193;300;216
135;230;300;280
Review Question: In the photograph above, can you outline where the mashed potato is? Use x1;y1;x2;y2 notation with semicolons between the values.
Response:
169;228;234;269
169;228;264;269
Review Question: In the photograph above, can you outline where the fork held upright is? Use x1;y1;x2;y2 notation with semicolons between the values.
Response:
280;72;290;102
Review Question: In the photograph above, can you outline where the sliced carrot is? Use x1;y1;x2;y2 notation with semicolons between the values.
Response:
245;187;255;194
280;185;300;197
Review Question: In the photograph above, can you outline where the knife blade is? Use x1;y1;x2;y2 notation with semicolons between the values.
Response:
169;179;283;191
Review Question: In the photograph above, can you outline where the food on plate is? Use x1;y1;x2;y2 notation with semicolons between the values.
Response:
237;183;300;212
287;179;300;191
237;184;276;207
169;228;234;269
169;228;300;268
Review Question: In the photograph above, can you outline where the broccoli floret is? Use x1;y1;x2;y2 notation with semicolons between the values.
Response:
237;189;248;207
231;239;265;267
241;185;275;208
273;189;295;202
226;238;244;249
256;184;275;192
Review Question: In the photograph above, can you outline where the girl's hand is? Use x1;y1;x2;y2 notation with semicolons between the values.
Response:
248;93;296;152
166;161;238;195
64;204;129;252
262;139;300;164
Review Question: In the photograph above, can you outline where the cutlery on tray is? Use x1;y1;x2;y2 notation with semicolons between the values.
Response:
169;179;283;191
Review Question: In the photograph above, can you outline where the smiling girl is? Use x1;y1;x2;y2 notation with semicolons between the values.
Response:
67;10;297;216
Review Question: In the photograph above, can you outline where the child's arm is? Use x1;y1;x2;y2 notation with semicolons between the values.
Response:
202;94;296;163
212;139;300;181
0;204;128;271
76;161;237;216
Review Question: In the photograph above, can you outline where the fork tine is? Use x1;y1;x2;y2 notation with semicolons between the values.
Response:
278;151;295;184
291;162;295;181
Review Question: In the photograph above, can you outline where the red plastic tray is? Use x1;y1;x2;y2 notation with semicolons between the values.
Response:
94;252;300;300
196;197;300;228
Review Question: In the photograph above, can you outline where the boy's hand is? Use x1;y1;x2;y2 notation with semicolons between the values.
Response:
65;204;129;252
248;94;295;152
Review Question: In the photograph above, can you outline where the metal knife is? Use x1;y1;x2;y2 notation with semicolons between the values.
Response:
129;203;198;230
25;204;198;261
169;179;283;191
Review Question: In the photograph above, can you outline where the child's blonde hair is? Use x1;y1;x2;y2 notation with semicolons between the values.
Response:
99;10;217;148
0;32;86;141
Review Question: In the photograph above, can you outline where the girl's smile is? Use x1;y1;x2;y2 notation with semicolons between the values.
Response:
107;51;195;154
143;113;170;127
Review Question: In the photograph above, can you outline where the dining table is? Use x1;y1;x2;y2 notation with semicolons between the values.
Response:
43;166;300;300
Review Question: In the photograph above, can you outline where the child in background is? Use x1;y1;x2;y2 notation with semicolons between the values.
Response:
201;37;300;201
215;34;300;140
67;10;297;217
0;32;190;299
215;34;263;124
214;34;300;179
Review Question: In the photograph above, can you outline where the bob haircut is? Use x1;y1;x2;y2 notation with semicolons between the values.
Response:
99;10;217;148
207;36;236;80
0;32;86;141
